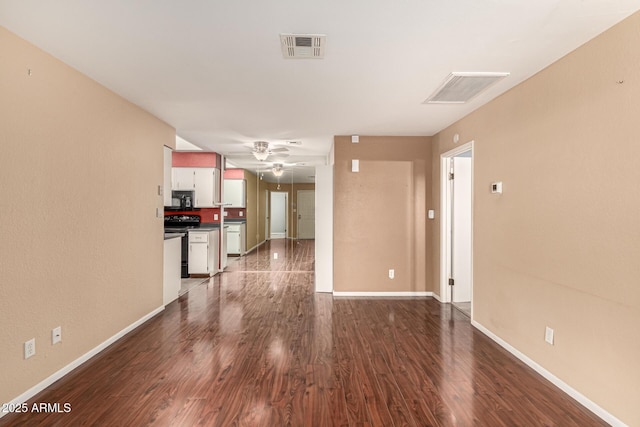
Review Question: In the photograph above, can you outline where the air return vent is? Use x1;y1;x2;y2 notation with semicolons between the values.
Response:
280;34;325;59
424;72;509;104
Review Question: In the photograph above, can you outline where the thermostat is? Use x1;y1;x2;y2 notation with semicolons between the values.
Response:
491;182;503;194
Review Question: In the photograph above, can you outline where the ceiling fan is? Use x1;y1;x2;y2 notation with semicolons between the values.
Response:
228;141;289;161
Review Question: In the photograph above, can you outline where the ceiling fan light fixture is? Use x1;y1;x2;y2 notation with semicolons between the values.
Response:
253;151;269;161
272;163;284;177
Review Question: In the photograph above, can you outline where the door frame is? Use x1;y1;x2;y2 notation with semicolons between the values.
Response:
440;141;474;310
265;189;270;240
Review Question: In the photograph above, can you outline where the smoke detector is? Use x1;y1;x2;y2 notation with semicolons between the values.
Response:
424;72;509;104
280;34;326;59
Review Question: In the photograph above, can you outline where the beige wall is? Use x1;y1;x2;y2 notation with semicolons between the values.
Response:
0;27;174;405
334;136;433;292
432;12;640;425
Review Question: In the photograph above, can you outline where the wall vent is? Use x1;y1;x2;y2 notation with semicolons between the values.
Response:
424;72;509;103
280;34;325;59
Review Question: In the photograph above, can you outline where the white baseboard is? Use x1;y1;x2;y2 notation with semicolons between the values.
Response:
1;306;165;418
245;240;266;255
471;320;626;427
332;291;434;297
432;292;443;302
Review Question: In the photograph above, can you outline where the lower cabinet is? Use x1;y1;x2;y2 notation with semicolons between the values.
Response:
227;223;246;255
188;229;220;276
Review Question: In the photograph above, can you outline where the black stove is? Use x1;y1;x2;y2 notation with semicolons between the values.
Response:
164;214;201;230
164;215;200;278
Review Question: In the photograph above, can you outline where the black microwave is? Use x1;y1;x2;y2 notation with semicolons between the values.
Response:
171;190;195;210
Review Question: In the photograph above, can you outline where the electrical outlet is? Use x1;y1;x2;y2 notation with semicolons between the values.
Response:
52;326;62;345
545;326;554;345
214;214;219;221
24;338;35;359
239;211;243;217
274;253;278;260
389;269;395;279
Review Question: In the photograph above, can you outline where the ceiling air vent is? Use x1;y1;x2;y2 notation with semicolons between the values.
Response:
424;72;510;104
280;34;326;59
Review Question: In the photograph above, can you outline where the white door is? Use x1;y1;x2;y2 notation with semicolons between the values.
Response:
297;190;315;239
451;156;472;303
270;192;287;239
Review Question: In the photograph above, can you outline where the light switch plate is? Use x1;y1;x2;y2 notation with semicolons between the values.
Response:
545;326;554;345
352;159;359;172
428;210;435;220
351;135;359;143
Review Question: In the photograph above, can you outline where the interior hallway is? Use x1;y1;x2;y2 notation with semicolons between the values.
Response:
0;239;605;426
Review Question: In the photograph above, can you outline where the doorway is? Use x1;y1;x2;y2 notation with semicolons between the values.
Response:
297;190;315;239
270;192;288;239
440;141;474;317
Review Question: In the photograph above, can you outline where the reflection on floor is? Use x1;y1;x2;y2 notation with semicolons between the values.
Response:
453;301;471;317
179;277;209;296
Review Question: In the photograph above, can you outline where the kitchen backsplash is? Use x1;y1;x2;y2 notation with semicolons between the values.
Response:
224;208;246;219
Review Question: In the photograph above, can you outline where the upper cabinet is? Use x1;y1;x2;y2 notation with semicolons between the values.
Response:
172;167;220;207
224;179;246;208
172;167;195;191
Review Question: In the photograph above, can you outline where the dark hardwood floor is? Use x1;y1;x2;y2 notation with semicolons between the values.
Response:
1;239;606;426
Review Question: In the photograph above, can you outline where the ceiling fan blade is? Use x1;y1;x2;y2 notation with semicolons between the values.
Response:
271;147;289;153
270;153;289;158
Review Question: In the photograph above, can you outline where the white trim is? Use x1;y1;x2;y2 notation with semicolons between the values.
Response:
245;239;266;255
1;306;164;419
440;141;474;313
472;320;627;427
432;292;443;302
332;291;434;297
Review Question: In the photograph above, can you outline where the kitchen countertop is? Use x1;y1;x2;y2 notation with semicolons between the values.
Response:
197;223;221;229
224;218;247;223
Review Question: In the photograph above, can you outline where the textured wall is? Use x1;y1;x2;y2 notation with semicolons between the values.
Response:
0;27;174;405
333;136;433;293
431;12;640;425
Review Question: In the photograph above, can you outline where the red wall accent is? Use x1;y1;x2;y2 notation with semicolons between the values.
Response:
224;169;244;179
224;208;246;219
172;152;217;167
164;208;221;223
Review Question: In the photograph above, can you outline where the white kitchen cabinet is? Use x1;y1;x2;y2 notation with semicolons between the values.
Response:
172;167;195;191
226;223;246;255
224;179;246;208
172;167;220;207
188;229;219;276
194;168;220;207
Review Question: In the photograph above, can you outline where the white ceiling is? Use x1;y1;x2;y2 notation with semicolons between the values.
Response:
2;1;639;182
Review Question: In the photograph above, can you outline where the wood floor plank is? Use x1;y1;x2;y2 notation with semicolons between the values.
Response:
0;240;608;427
